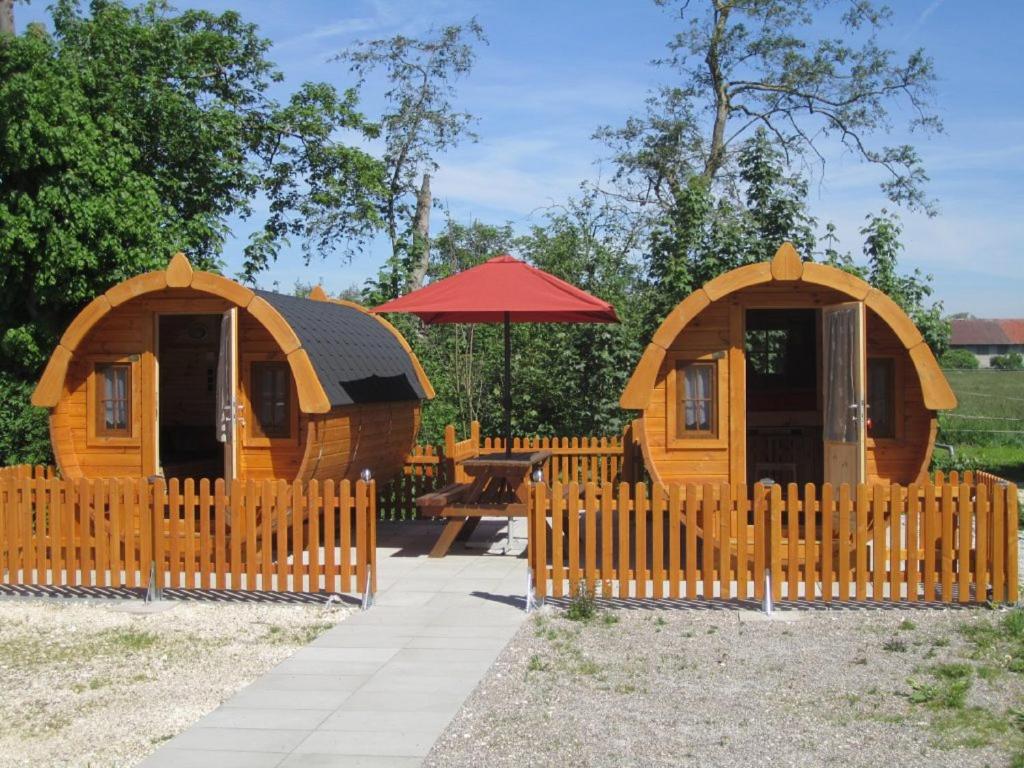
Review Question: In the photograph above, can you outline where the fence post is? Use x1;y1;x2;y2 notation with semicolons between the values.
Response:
761;480;775;615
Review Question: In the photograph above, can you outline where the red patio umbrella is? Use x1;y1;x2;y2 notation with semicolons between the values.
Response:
373;254;618;454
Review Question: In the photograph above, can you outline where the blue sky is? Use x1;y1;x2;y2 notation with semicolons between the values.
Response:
17;0;1024;315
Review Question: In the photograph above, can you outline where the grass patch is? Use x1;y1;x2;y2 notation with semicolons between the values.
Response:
882;638;908;653
899;619;917;631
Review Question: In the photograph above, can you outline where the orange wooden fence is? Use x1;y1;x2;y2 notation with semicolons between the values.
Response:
529;480;1019;605
0;476;376;595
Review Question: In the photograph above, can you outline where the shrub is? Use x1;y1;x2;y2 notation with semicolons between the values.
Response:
565;585;597;622
940;348;979;370
0;374;52;466
991;352;1024;371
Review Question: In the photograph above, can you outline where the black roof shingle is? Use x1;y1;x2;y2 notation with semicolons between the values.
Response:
256;291;426;407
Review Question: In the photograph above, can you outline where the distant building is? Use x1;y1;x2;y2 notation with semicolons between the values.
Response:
949;318;1024;367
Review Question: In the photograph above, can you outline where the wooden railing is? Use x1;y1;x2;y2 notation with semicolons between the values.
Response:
376;420;640;519
0;476;376;596
528;480;1020;606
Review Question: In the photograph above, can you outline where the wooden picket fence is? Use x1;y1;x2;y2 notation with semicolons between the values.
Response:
529;479;1020;605
0;476;376;595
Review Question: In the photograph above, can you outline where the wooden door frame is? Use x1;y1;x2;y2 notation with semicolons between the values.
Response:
821;300;867;486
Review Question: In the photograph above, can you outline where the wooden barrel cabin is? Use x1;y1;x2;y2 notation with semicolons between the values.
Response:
621;243;957;489
31;253;434;484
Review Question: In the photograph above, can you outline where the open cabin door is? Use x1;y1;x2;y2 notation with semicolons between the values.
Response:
217;308;238;485
822;302;866;487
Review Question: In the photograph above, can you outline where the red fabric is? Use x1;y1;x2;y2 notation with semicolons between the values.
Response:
372;254;619;324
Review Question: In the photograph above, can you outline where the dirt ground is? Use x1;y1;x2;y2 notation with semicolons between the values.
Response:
427;605;1024;768
0;597;349;768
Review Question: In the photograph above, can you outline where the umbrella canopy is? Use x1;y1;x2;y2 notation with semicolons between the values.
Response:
373;254;619;324
373;254;618;453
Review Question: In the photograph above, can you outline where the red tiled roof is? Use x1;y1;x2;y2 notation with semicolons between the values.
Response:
950;318;1024;346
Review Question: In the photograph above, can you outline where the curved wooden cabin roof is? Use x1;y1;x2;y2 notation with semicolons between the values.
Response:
32;253;434;412
620;242;957;412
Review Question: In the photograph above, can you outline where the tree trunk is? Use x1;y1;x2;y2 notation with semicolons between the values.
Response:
408;172;432;291
0;0;14;35
701;2;731;182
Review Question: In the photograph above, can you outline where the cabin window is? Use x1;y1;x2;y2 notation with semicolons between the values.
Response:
251;362;291;439
95;363;132;437
867;357;895;439
677;362;717;437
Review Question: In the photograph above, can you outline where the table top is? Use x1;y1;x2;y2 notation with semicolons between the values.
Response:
460;449;553;470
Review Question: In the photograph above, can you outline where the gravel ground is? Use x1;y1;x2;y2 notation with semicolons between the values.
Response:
426;605;1024;768
0;598;350;768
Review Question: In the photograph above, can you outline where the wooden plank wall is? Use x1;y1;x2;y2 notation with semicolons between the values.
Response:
0;476;377;595
529;478;1020;605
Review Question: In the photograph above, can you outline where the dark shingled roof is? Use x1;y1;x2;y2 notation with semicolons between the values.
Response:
256;291;426;407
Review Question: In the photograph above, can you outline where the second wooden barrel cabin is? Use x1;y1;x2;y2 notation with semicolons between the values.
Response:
621;243;957;489
31;253;434;485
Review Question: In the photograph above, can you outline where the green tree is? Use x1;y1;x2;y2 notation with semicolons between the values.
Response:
991;352;1024;371
599;0;940;213
860;210;949;354
0;0;385;463
340;20;485;299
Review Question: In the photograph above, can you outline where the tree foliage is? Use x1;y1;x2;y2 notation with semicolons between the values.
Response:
0;0;386;463
598;0;940;213
939;348;979;370
339;20;485;296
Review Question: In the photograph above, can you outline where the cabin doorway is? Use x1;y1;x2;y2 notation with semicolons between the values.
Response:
156;314;225;481
744;308;823;486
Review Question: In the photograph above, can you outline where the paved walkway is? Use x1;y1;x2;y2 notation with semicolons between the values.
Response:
140;520;529;768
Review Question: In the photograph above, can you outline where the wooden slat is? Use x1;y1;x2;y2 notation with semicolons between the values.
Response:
617;482;630;598
736;485;750;600
975;483;988;604
906;484;920;603
584;483;597;597
804;483;816;602
753;484;766;601
837;484;851;601
890;484;902;602
339;480;351;592
992;482;1005;602
49;478;64;586
533;482;548;600
246;480;258;591
855;485;869;602
567;482;581;597
35;475;47;583
718;483;731;600
214;480;228;590
685;485;698;600
294;480;307;593
1008;483;1019;604
199;480;211;590
871;485;886;601
551;481;564;599
957;482;971;604
634;484;647;598
229;480;243;591
923;483;936;602
769;484;783;603
323;479;337;593
308;480;321;593
260;479;274;591
701;484;714;600
820;483;833;603
786;483;799;601
651;484;664;600
168;478;181;588
600;485;613;597
138;482;153;591
940;483;954;602
277;479;290;591
184;479;196;589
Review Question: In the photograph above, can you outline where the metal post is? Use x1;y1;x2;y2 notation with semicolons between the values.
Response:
762;569;773;616
760;478;775;616
503;312;512;456
360;570;374;611
145;562;162;603
525;565;537;613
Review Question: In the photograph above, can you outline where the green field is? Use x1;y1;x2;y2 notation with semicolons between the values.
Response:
938;370;1024;483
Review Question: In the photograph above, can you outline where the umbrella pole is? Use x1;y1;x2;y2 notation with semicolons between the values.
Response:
504;312;512;456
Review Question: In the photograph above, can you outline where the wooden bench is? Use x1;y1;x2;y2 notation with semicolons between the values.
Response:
416;483;472;515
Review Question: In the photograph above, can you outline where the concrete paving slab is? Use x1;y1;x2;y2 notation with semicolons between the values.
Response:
141;518;529;768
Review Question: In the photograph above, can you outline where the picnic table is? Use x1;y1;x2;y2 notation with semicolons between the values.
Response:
417;449;552;558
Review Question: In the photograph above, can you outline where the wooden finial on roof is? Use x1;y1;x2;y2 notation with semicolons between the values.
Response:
166;251;194;287
770;242;803;281
308;285;329;301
